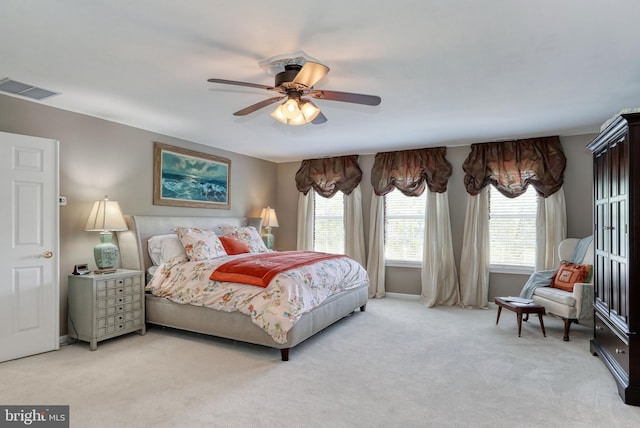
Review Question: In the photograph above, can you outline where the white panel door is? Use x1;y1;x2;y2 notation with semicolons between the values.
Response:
0;131;59;362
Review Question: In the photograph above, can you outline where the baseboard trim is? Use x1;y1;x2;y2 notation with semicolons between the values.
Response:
385;292;420;300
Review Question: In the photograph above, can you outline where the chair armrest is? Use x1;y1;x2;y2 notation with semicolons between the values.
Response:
573;282;594;324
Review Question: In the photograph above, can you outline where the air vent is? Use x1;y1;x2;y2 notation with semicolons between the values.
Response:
0;78;59;100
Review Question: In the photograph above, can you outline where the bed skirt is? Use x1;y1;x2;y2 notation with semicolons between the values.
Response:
145;282;368;354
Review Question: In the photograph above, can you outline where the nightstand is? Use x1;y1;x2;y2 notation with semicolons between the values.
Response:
68;269;145;350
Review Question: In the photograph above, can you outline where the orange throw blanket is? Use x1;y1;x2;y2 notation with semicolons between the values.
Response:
209;251;346;287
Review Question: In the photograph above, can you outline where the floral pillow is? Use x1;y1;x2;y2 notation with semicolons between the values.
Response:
219;225;269;253
174;227;227;261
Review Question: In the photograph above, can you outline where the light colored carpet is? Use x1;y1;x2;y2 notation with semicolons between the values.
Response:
2;294;640;427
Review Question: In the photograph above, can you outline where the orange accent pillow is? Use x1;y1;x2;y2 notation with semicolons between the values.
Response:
219;236;251;255
551;261;592;292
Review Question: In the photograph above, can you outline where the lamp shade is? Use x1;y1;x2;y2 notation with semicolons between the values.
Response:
85;197;128;232
85;196;127;270
260;207;279;250
260;207;279;228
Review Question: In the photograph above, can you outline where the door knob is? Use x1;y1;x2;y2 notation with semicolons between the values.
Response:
39;251;53;259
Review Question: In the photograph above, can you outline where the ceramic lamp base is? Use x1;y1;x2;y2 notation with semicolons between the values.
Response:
262;226;275;250
94;232;119;269
262;233;275;250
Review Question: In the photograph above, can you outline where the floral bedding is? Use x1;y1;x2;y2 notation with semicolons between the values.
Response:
146;252;368;344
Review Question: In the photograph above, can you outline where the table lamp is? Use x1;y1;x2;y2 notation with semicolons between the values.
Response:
85;196;128;272
260;206;279;249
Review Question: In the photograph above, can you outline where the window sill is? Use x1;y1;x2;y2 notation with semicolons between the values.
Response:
489;264;534;275
385;260;422;268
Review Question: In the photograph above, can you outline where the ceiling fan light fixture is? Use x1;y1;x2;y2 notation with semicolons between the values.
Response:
288;113;308;126
271;98;320;125
282;98;301;119
300;100;320;122
270;105;288;124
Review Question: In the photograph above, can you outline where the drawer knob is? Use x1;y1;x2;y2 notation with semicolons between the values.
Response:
595;326;603;331
615;348;626;354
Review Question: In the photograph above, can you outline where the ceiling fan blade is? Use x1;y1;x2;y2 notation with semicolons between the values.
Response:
233;96;285;116
208;78;274;91
311;111;328;125
293;61;330;88
310;89;381;106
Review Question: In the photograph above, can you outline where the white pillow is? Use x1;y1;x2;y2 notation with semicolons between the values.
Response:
147;234;187;265
174;227;228;261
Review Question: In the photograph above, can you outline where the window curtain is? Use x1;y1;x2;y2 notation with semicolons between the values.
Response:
459;137;567;308
369;147;458;305
463;137;566;198
371;148;452;196
296;191;314;251
536;187;567;270
459;188;490;308
344;185;366;266
295;155;364;260
295;155;362;197
367;194;386;298
421;189;460;307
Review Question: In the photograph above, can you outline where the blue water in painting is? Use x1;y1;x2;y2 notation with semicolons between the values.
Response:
161;172;227;203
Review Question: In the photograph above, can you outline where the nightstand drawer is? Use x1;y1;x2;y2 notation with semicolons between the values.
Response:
125;309;142;322
96;305;123;318
123;302;141;312
97;297;118;309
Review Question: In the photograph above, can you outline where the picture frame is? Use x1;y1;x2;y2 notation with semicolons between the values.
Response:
153;142;231;209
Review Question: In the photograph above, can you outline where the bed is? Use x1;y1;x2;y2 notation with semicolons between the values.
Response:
117;214;368;361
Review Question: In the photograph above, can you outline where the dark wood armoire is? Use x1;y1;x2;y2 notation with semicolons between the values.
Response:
588;111;640;405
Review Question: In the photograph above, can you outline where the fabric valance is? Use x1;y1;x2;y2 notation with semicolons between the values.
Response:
295;155;362;197
462;136;566;198
371;147;452;196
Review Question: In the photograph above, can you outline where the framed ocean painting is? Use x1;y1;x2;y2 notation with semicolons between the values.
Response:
153;142;231;209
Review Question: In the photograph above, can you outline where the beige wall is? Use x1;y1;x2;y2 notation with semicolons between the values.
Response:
0;94;278;335
276;134;595;298
0;92;597;335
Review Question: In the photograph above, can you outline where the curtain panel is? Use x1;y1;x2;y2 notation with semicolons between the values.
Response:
296;192;314;251
344;185;367;266
462;137;566;198
295;155;362;197
366;194;386;298
371;147;452;196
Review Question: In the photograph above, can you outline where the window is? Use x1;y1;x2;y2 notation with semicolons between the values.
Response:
489;186;537;271
384;190;426;264
313;192;344;254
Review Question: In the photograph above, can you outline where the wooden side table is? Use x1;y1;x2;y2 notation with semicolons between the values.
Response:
495;297;546;337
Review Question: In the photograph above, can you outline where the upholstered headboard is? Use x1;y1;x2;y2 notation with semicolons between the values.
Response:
117;214;262;273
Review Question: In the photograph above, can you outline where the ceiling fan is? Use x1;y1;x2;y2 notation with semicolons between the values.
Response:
207;61;381;125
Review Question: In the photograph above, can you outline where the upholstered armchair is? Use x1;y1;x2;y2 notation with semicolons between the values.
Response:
523;237;594;341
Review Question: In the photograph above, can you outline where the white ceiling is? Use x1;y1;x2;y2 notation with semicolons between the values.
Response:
2;1;640;163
